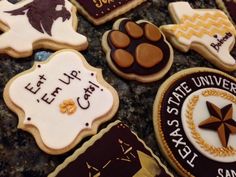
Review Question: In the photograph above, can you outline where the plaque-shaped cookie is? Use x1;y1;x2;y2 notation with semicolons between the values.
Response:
4;49;119;154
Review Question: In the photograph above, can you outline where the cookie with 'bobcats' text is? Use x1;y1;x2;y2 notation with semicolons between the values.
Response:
161;2;236;72
153;67;236;177
102;18;173;83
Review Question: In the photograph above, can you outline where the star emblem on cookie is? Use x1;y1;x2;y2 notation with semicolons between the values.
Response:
199;101;236;147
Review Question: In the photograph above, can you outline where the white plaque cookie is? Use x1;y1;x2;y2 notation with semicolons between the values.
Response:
4;49;119;154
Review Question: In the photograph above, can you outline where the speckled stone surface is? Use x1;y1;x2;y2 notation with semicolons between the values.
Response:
0;0;235;177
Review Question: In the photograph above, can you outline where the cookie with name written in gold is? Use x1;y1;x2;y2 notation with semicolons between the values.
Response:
70;0;146;25
102;18;173;83
48;121;173;177
153;67;236;177
161;2;236;72
3;49;119;155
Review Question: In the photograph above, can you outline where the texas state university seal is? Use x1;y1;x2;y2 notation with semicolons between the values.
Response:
153;68;236;177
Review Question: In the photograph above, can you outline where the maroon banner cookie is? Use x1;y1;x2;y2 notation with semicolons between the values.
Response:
153;67;236;177
70;0;146;25
102;18;173;83
48;121;173;177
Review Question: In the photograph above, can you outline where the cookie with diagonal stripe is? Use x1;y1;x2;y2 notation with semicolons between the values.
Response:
161;2;236;72
48;121;173;177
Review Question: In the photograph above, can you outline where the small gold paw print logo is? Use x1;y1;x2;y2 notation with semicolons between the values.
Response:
59;99;77;115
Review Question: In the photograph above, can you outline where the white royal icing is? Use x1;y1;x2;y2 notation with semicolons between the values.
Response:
8;50;114;150
0;0;87;54
182;88;236;163
162;2;236;65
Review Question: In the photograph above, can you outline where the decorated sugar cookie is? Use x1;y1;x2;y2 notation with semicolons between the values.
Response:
161;2;236;72
48;121;173;177
102;18;173;83
0;0;88;58
70;0;146;25
3;49;119;154
153;67;236;177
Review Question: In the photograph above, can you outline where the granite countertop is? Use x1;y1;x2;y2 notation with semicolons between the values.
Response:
0;0;235;177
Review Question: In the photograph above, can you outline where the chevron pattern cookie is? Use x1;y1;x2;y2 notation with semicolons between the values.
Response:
169;13;235;39
161;2;236;72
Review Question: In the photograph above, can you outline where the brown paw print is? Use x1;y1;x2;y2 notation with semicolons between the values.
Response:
103;19;173;82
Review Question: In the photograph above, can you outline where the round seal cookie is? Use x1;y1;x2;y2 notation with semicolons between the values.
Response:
3;49;119;155
102;18;174;83
153;67;236;177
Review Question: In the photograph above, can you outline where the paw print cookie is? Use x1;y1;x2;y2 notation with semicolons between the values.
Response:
102;18;173;83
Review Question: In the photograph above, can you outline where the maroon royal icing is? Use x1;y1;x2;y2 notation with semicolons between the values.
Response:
6;0;71;36
76;0;135;18
55;122;171;177
108;19;171;76
158;71;236;176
